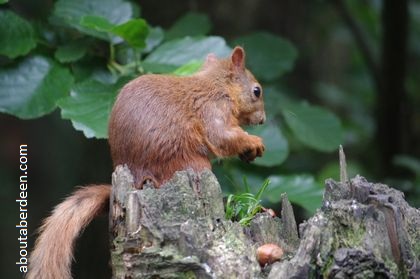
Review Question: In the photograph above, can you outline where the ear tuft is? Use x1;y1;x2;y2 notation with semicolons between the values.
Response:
206;53;218;63
231;46;245;70
202;53;218;69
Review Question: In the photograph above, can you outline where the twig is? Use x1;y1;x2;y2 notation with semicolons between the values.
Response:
339;145;348;183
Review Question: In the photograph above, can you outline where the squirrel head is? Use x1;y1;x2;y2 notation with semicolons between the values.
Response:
200;47;265;126
228;47;266;126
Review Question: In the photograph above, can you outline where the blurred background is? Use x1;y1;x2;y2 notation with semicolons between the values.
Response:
1;0;419;278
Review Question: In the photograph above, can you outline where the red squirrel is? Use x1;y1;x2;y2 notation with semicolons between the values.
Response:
27;46;265;279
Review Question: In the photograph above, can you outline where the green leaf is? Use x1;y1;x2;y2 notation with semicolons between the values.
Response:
165;12;211;40
283;103;343;152
52;0;135;40
266;174;324;213
80;15;114;33
233;32;298;81
111;19;149;48
54;40;89;63
0;10;37;58
172;60;203;76
257;86;296;121
394;155;420;177
144;26;164;53
57;79;126;138
80;16;149;48
0;56;73;119
225;178;270;226
144;36;231;73
246;121;289;167
0;0;9;4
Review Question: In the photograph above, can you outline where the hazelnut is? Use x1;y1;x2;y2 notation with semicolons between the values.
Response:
256;243;284;266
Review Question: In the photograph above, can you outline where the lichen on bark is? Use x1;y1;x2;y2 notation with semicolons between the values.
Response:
109;166;420;279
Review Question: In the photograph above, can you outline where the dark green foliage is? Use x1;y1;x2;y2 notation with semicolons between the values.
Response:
234;32;298;81
0;56;73;118
0;0;353;214
165;12;211;40
0;10;36;58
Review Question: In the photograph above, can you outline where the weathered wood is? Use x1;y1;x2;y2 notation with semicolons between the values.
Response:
109;165;284;279
268;175;420;278
109;165;420;279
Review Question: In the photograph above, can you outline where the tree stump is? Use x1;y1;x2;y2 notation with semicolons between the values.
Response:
109;165;420;279
268;176;420;279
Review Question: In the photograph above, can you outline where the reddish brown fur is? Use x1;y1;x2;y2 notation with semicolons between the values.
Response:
27;47;265;279
109;46;265;187
27;185;110;279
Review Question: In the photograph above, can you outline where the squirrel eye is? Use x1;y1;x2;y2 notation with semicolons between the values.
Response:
253;86;261;98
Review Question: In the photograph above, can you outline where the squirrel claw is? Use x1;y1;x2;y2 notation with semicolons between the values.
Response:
239;148;260;162
239;150;254;162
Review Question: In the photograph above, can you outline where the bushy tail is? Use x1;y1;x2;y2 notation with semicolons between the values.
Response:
27;185;111;279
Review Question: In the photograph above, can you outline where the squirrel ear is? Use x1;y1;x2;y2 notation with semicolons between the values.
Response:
202;53;218;69
205;53;218;63
231;46;245;70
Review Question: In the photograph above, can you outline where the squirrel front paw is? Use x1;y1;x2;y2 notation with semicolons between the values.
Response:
239;135;265;162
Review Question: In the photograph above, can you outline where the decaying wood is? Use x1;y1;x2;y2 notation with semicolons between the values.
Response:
269;176;420;278
339;145;348;184
109;165;420;279
109;166;295;279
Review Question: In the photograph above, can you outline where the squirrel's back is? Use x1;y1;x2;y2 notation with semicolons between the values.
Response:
109;74;214;187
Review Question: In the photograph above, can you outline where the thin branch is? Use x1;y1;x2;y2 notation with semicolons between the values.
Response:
339;145;348;183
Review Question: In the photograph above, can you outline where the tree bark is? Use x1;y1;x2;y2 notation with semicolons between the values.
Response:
109;166;420;278
269;175;420;278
